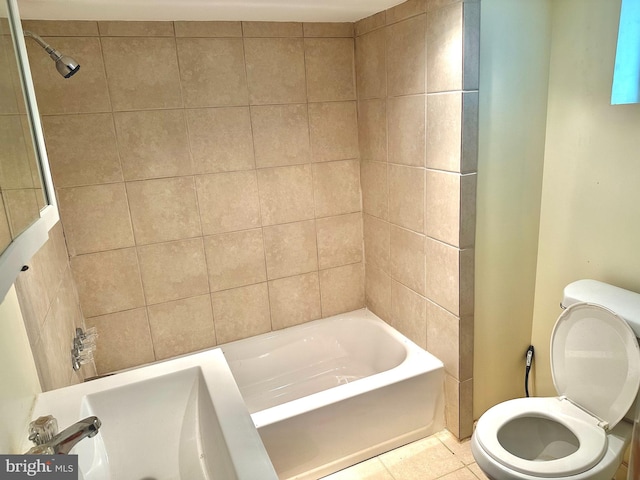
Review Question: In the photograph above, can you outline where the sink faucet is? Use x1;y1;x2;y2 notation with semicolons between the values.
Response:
26;416;102;455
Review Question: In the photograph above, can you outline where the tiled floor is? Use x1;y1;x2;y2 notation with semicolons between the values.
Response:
321;429;631;480
322;430;488;480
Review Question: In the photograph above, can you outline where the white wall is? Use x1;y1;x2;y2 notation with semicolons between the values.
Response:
474;0;551;417
531;0;640;396
0;285;41;453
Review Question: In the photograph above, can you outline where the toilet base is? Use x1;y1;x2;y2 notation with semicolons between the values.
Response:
471;420;632;480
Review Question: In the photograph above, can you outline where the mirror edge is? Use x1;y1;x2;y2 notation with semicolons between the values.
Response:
0;0;59;302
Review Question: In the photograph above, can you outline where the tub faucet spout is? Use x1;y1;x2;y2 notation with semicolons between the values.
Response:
27;416;102;455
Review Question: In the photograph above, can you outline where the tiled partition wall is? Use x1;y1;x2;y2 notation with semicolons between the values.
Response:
14;222;96;390
24;19;364;374
356;0;479;438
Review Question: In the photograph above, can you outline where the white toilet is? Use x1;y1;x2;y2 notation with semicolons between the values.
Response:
472;279;640;480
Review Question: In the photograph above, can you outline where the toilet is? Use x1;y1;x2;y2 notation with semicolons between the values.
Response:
472;279;640;480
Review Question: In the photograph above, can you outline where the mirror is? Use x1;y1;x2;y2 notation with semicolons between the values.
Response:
0;0;59;301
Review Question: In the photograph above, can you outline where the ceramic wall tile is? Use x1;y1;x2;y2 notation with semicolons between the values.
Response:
242;22;303;37
386;0;427;24
70;247;145;317
42;113;122;187
204;229;267;292
316;213;363;270
386;15;426;96
303;22;354;38
390;225;426;296
355;29;386;99
363;214;390;272
304;38;356;102
365;264;392;322
137;238;209;305
308;101;359;162
319;263;365;318
176;37;249;107
391;280;427;348
358;98;387;163
22;20;99;36
387;94;426;167
360;160;388;220
211;283;272;343
102;37;182;110
388;164;425;233
263;220;318;280
126;177;201;245
114;109;192;181
250;103;311;168
256;164;315;226
98;21;174;36
196;171;262;235
173;21;242;37
57;183;134;255
186;106;255;174
244;37;307;104
312;160;361;218
269;272;322;330
426;2;463;93
147;295;216;360
86;308;155;374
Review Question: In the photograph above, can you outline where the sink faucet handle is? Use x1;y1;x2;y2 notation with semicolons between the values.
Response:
28;415;58;445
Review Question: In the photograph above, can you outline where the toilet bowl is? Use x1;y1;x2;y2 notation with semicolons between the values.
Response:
472;280;640;480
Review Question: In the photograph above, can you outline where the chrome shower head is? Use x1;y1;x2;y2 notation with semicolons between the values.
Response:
24;30;80;78
53;54;80;78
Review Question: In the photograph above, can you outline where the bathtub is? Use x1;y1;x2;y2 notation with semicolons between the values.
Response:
220;308;445;479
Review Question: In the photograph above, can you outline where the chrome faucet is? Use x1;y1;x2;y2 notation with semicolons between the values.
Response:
26;416;102;454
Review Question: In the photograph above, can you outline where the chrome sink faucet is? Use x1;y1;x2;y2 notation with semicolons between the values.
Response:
26;415;102;454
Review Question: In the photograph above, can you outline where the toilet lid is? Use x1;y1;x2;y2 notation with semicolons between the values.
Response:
551;302;640;428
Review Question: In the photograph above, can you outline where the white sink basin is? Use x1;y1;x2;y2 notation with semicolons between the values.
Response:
27;349;278;480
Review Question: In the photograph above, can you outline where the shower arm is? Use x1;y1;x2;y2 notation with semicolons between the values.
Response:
23;30;64;61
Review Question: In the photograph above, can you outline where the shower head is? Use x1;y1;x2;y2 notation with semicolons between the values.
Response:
23;30;80;78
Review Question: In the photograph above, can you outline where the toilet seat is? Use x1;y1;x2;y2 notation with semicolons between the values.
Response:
551;302;640;429
474;303;640;478
475;397;607;477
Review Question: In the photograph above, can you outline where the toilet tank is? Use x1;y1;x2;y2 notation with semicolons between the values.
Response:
562;279;640;338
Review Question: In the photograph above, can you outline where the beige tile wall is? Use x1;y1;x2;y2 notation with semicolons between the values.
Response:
356;0;480;439
25;19;364;374
21;0;480;440
14;222;97;390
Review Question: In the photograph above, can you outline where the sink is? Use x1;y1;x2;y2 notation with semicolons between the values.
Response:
27;349;278;480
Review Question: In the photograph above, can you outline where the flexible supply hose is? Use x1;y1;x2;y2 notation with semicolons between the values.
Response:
525;345;535;397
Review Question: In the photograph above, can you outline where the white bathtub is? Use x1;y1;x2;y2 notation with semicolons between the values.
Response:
220;308;445;480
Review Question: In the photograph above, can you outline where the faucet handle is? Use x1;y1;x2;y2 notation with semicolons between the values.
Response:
28;415;58;445
25;444;55;455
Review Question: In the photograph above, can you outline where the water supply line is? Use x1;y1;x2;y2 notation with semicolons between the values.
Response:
525;345;535;397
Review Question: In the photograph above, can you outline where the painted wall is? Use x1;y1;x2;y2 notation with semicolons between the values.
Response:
531;0;640;396
0;285;41;453
474;0;551;417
